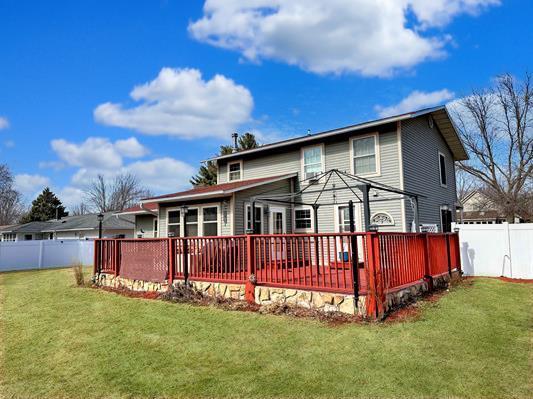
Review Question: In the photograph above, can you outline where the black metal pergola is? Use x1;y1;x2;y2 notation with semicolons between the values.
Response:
249;168;425;234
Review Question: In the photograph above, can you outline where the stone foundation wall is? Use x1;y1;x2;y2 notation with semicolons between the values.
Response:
189;280;246;301
95;273;169;292
254;286;366;316
384;272;456;311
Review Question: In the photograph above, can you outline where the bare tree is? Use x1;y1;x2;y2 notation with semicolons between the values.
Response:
70;203;90;216
456;169;478;204
0;164;24;225
85;173;151;213
451;73;533;222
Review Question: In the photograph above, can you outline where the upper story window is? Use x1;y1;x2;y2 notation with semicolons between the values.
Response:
301;145;324;180
228;160;242;181
351;133;379;176
438;152;447;187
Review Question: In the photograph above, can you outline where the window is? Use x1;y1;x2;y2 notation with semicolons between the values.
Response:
185;209;199;237
153;219;158;238
202;207;218;236
294;208;312;231
228;161;242;181
337;206;352;233
351;134;378;175
24;234;33;241
302;145;324;180
2;233;16;242
245;204;263;233
370;212;394;226
167;210;180;237
438;152;447;187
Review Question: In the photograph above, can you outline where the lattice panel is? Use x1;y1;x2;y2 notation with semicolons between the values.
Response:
120;240;168;282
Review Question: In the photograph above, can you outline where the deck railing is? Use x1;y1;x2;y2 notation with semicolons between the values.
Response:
94;232;461;318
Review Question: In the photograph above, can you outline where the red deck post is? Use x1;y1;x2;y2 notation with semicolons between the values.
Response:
245;235;256;303
445;234;452;277
365;233;385;319
114;240;120;277
422;233;433;291
168;238;175;285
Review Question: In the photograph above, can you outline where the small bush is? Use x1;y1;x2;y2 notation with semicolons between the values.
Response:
159;283;204;303
72;263;85;287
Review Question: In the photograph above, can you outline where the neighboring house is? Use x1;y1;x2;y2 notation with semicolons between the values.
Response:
0;213;135;241
458;190;523;224
121;106;467;238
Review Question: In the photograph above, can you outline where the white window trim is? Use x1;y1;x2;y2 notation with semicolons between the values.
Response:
166;207;182;237
153;218;158;238
227;160;243;182
293;206;314;233
349;132;381;177
370;211;395;226
438;151;447;188
244;202;263;234
166;204;222;237
268;206;287;234
300;143;325;184
202;205;222;237
333;203;362;233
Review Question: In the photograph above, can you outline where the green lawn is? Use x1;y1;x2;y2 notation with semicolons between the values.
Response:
0;269;531;399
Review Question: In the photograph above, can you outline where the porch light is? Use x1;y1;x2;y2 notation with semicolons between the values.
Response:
368;224;379;232
180;205;189;215
97;213;104;239
453;227;460;233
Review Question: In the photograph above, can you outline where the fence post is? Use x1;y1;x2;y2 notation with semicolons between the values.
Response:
168;238;175;286
365;233;385;319
454;232;462;275
114;240;120;277
93;240;98;275
423;233;433;291
445;234;452;278
182;238;189;285
245;235;256;303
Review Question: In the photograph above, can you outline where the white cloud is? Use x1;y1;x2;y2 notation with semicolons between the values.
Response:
125;158;196;193
0;116;9;130
56;186;86;210
374;89;455;117
188;0;499;76
14;174;50;198
94;67;253;139
4;140;15;148
409;0;500;28
114;137;149;158
50;136;148;170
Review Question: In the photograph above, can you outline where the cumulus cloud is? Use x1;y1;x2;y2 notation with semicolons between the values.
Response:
14;174;50;198
125;158;196;193
188;0;499;76
94;68;253;139
0;116;9;130
374;89;455;117
51;136;148;170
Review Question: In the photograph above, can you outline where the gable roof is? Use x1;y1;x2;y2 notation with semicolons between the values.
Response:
141;173;297;204
118;202;159;216
207;105;468;162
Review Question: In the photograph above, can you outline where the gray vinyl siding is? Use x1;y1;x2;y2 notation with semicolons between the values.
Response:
220;128;404;233
136;215;156;238
401;117;457;231
233;179;293;235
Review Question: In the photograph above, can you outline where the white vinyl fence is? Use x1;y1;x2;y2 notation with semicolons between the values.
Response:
452;222;533;279
0;240;94;272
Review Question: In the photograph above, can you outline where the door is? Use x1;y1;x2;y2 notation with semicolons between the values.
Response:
440;208;452;233
269;207;287;263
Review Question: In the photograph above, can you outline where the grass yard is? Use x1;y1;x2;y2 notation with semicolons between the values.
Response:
0;268;531;399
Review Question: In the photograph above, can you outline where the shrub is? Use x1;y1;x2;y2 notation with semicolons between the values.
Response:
72;263;85;287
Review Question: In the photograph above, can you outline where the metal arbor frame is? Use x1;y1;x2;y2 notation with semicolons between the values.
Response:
249;168;424;234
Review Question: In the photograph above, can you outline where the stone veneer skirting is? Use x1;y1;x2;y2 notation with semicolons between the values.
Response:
95;271;457;317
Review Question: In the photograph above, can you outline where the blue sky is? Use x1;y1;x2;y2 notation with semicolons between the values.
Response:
0;0;531;210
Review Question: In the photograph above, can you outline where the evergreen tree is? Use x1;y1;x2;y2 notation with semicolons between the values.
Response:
190;135;259;186
238;132;259;150
20;187;67;223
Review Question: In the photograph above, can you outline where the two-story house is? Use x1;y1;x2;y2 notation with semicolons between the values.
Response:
123;106;468;238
